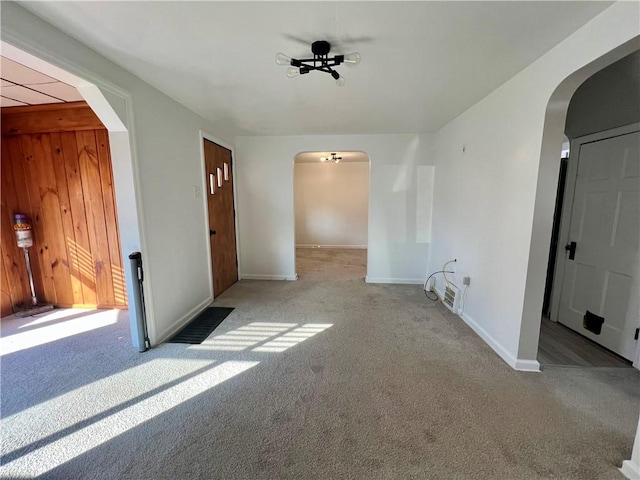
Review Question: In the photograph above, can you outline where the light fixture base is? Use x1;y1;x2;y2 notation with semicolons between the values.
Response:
311;40;331;56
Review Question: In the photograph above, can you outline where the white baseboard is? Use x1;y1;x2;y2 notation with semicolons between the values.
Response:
430;286;540;372
460;311;541;372
297;244;367;250
241;274;298;281
365;277;424;285
513;359;542;372
621;460;640;479
155;296;213;345
458;310;539;372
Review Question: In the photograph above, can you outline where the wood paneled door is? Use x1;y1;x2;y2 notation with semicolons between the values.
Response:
1;102;127;316
203;139;238;296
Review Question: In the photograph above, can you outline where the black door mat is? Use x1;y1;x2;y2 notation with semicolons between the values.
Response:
168;307;234;344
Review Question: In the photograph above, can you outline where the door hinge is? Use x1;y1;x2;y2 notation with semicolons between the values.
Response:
635;328;639;341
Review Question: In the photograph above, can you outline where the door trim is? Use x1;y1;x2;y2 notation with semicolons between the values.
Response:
198;131;240;300
542;157;568;318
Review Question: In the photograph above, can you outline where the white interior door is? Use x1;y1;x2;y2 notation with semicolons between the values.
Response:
557;130;640;361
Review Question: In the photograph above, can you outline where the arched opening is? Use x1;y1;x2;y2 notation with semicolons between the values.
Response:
519;42;640;370
0;41;145;350
293;151;370;281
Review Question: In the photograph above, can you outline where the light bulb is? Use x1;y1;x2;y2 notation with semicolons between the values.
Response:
286;67;301;78
344;52;361;64
335;75;346;87
320;157;326;162
335;159;340;163
276;52;292;65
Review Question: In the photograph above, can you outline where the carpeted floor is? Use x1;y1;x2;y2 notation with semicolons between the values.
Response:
1;248;638;479
296;246;368;280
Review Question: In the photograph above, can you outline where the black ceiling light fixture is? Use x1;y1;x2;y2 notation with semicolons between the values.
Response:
276;40;360;87
320;153;342;163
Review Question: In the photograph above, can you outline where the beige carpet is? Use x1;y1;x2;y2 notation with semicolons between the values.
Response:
1;248;638;479
296;247;367;280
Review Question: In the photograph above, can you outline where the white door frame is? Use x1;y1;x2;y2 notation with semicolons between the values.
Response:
549;122;640;368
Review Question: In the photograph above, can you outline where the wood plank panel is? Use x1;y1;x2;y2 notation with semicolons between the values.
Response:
31;134;74;305
60;131;97;306
50;132;83;304
1;256;13;317
12;138;47;303
1;190;29;307
1;138;29;308
2;136;46;304
2;102;103;136
76;130;115;306
19;134;57;303
4;137;31;213
95;129;127;306
1;103;126;314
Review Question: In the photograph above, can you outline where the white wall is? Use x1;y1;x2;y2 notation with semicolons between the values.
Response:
565;50;640;140
428;2;640;370
236;134;434;283
2;2;234;345
294;161;369;248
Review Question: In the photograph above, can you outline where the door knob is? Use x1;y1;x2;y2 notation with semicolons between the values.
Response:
565;241;576;260
210;230;216;236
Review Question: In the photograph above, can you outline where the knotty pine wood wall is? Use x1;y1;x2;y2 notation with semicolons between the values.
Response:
1;102;127;316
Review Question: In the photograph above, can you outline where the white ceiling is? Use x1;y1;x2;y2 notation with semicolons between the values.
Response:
19;1;613;136
0;56;84;106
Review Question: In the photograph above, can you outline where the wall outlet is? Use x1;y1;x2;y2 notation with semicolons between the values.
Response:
193;185;201;197
463;276;471;286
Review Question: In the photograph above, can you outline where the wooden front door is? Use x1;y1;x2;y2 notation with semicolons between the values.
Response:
203;139;238;296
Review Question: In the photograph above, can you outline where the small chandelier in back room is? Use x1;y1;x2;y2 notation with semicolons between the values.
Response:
276;40;360;87
320;153;342;163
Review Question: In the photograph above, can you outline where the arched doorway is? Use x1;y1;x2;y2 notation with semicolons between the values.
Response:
0;41;146;349
518;42;640;369
293;151;370;281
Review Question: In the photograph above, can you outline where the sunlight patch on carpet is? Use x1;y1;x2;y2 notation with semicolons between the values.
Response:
192;322;333;352
197;322;295;351
1;360;258;477
252;323;332;353
0;310;119;356
2;358;215;446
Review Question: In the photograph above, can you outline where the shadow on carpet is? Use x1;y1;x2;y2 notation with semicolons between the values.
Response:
168;307;234;344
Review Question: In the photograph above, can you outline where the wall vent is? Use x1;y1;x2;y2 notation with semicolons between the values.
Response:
442;284;461;313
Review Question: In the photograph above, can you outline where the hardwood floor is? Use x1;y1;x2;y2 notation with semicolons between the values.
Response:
537;317;632;368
